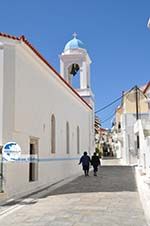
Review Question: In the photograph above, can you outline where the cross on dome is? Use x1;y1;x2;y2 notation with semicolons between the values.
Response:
72;32;77;38
64;33;85;51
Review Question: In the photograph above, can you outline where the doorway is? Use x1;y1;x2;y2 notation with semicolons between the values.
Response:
29;138;38;182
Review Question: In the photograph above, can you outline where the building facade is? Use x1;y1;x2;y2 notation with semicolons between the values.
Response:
112;84;150;165
134;82;150;178
0;33;94;200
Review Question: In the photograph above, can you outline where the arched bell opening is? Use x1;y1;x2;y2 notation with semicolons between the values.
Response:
68;63;80;89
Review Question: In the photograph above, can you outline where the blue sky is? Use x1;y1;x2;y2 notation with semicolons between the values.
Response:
0;0;150;128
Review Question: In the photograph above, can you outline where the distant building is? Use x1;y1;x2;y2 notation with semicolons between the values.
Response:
134;82;150;178
112;82;150;165
96;127;114;157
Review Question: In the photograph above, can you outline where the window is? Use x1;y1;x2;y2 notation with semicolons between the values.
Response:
118;122;121;129
77;126;80;154
66;122;70;154
137;135;140;149
0;146;2;154
51;114;56;154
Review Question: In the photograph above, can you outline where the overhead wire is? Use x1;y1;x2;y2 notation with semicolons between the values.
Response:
95;86;140;125
95;86;136;114
101;112;116;124
95;96;122;114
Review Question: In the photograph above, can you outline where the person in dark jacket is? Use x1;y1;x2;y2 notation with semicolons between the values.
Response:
79;151;91;176
91;152;100;176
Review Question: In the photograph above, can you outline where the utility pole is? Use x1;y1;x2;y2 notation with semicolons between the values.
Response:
135;86;139;120
135;85;140;149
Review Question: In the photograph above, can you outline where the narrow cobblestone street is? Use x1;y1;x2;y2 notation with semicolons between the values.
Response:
0;160;148;226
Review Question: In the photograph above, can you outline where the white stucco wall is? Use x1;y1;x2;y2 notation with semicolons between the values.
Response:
0;44;4;145
121;114;137;165
3;45;15;143
2;41;93;199
134;118;150;176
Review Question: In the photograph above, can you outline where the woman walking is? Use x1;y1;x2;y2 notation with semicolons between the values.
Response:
91;152;100;176
79;151;91;176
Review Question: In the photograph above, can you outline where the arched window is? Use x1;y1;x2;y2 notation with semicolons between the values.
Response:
77;126;80;154
51;114;56;153
66;122;70;154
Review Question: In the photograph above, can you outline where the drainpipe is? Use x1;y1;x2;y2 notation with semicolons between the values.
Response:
135;86;139;120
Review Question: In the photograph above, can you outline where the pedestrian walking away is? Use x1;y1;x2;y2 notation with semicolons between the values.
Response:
91;152;100;176
79;151;91;176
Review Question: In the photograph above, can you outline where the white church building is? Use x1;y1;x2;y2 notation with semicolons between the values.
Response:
0;32;94;200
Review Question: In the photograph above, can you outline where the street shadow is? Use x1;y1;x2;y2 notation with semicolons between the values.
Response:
43;166;137;197
0;166;137;207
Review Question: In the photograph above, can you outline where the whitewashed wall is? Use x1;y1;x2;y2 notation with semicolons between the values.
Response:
121;113;139;165
134;118;150;177
0;43;4;145
2;41;93;199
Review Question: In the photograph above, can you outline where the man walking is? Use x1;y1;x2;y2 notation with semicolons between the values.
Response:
91;152;100;176
79;152;91;176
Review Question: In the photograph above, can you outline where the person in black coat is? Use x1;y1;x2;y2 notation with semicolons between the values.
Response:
91;152;100;176
79;151;91;176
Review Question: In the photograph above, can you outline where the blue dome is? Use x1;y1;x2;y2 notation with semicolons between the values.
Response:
64;37;85;51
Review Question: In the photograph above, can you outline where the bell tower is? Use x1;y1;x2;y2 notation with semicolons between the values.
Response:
60;33;94;108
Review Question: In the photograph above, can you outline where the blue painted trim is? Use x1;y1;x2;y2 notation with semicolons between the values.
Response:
37;157;80;162
1;157;80;163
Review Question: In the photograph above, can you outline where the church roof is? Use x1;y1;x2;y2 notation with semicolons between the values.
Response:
64;33;85;51
0;32;92;110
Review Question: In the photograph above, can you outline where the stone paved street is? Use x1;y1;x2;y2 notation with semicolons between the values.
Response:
0;160;148;226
